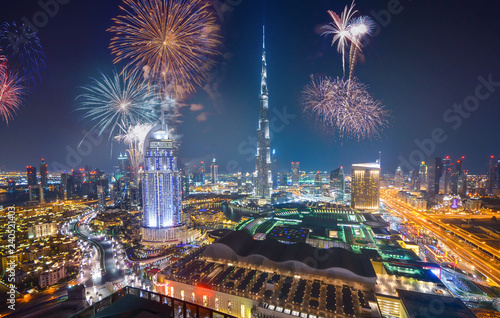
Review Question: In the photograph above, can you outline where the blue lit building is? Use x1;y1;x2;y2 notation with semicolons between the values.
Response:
141;123;183;243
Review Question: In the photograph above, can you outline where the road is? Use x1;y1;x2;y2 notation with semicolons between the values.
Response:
381;190;500;287
73;213;124;284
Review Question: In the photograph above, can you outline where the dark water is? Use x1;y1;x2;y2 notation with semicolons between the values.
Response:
221;202;255;223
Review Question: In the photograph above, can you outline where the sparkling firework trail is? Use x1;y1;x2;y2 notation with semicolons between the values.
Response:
322;1;357;76
0;22;46;87
76;69;159;139
115;123;154;168
108;0;221;99
322;2;375;78
301;76;388;140
348;16;375;79
0;57;25;124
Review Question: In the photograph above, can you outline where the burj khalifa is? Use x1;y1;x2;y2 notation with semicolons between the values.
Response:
255;26;272;200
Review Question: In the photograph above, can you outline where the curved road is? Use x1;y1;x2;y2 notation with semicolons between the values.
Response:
73;213;124;284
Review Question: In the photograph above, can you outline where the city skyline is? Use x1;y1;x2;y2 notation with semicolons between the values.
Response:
2;1;500;317
1;1;500;175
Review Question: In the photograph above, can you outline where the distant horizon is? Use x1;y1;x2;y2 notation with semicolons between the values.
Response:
1;1;500;177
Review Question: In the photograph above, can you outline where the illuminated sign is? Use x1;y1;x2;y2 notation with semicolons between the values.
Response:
451;198;459;209
149;140;173;149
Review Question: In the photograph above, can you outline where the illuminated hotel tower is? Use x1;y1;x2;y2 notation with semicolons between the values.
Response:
141;114;182;243
351;162;380;210
255;26;272;200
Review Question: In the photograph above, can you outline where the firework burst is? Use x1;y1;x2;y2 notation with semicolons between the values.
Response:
322;2;357;76
0;22;46;87
108;0;221;99
76;68;159;138
322;1;375;78
0;57;25;124
301;75;388;140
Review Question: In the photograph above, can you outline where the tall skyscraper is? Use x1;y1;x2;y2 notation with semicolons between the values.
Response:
434;157;443;195
255;26;272;200
451;157;464;194
142;121;182;242
488;155;496;194
279;172;288;187
181;166;190;198
458;171;468;196
441;156;452;194
314;172;322;197
118;153;128;179
394;166;404;189
27;166;37;186
200;161;206;179
210;156;218;184
40;159;48;187
419;162;428;191
330;167;345;202
291;162;300;186
351;162;380;210
496;159;500;190
97;186;105;211
272;149;278;190
410;170;420;191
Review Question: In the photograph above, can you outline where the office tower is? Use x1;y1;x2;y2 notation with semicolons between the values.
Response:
280;172;288;187
458;171;468;197
255;26;272;200
456;157;463;176
330;167;345;202
488;155;496;194
427;159;435;197
142;121;182;242
181;165;190;198
441;157;452;194
27;166;37;186
351;162;380;210
118;153;128;179
434;157;443;194
394;166;404;189
210;156;218;184
60;173;69;199
200;161;206;180
314;172;322;197
291;162;300;186
272;149;278;190
192;163;205;185
419;162;428;191
410;170;419;191
97;186;105;211
40;159;48;187
496;160;500;189
451;157;464;195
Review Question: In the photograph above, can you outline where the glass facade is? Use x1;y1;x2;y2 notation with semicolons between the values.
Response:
142;128;182;229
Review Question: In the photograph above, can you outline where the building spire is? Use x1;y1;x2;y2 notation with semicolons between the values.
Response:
261;25;268;96
263;25;265;50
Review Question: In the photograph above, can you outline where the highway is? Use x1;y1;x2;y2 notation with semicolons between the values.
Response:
381;190;500;287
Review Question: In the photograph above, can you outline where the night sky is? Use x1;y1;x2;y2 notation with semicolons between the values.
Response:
1;0;499;175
